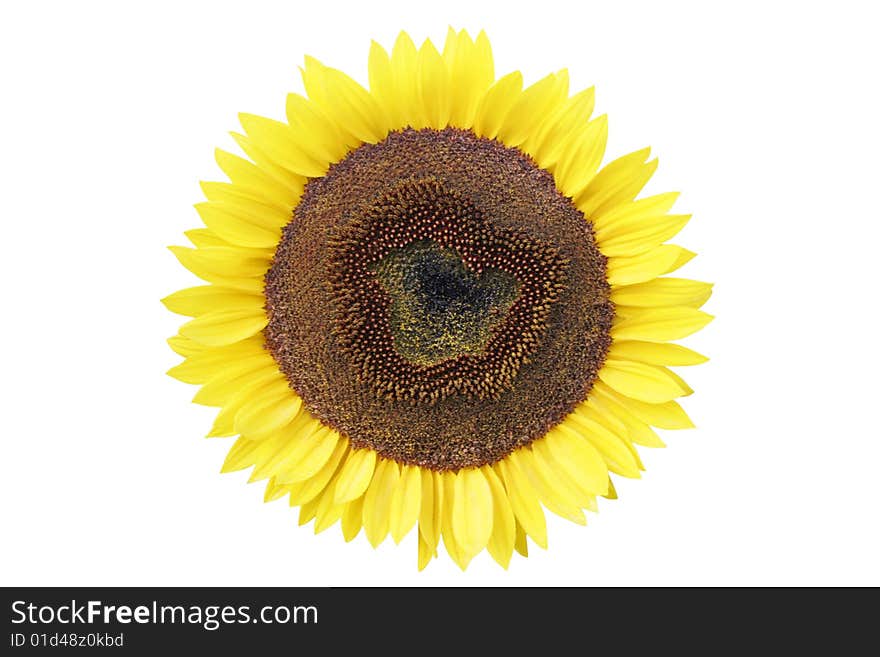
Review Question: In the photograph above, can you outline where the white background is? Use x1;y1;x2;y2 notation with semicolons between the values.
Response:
2;0;878;586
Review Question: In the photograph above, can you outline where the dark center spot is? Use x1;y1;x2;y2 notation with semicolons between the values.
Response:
372;240;520;367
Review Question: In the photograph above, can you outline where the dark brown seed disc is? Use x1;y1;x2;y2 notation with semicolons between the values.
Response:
328;177;568;402
264;127;613;471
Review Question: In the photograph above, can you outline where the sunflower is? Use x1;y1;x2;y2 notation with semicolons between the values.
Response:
164;28;712;570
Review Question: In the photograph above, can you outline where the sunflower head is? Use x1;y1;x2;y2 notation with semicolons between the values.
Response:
164;28;712;570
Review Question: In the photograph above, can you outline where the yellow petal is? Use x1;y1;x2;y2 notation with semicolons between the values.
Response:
166;337;264;384
418;469;442;552
582;400;646;469
440;29;468;126
208;381;266;438
287;438;348;505
184;228;231;249
389;31;420;129
220;436;263;473
368;40;397;125
167;334;203;358
553;114;608;199
417;38;450;129
441;471;471;570
577;391;624;431
595;206;688;243
605;478;618;500
208;370;284;438
543;426;610;495
234;380;302;438
389;464;421;544
451;467;494;559
301;56;389;144
214;148;301;203
285;482;307;507
418;532;434;571
668;247;697;273
606;245;693;286
588;384;668;447
246;443;302;480
495;457;547;549
620;419;666;450
441;26;459;67
161;285;263;318
472;31;494;76
179;308;268;347
341;495;364;542
333;448;377;504
445;29;493;128
596;380;695;430
514;521;529;557
590;192;680;233
168;245;269;292
251;411;329;486
207;376;282;438
526;86;595;165
285;92;351;165
482;465;515;569
609;340;708;366
314;480;347;534
565;410;641;478
229;132;309;194
197;194;292;230
263;476;291;502
611;277;713;309
238;113;325;178
275;425;340;485
667;368;694;396
530;438;598;508
510;449;586;524
496;70;569;147
199;180;292;215
577;148;657;219
192;357;282;406
599;359;691;404
267;479;291;503
298;495;320;526
469;31;494;119
597;214;691;258
194;202;281;249
362;458;399;547
473;71;523;139
612;307;714;342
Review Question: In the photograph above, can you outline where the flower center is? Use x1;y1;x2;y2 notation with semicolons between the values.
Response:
264;127;613;471
373;240;520;367
325;176;567;403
